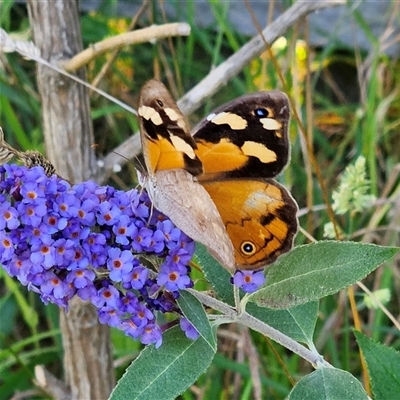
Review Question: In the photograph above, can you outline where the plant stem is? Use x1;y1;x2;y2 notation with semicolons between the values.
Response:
187;288;333;369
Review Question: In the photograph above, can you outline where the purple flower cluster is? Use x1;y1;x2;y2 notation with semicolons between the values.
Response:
0;164;199;347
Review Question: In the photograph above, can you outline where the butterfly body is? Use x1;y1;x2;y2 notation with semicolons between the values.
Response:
138;79;298;272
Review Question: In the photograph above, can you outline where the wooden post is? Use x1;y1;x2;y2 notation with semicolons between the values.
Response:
26;1;115;398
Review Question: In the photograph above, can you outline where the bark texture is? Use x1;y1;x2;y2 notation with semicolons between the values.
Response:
27;1;114;399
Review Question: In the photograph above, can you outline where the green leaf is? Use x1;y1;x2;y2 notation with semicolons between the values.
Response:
194;244;234;305
354;330;400;400
1;270;39;332
110;325;216;400
249;241;399;309
288;368;368;400
247;301;318;345
177;290;216;348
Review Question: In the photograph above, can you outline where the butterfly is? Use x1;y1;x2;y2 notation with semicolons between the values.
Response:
137;79;298;273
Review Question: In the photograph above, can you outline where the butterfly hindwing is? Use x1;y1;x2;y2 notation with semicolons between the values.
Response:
201;179;298;270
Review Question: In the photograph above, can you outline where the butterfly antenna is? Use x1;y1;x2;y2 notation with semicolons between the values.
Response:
134;153;146;174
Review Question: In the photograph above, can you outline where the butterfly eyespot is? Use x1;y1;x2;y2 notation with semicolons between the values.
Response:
157;99;164;107
241;241;256;256
254;108;269;118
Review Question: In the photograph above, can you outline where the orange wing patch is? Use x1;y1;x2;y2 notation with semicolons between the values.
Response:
145;137;189;174
195;138;248;177
201;179;298;269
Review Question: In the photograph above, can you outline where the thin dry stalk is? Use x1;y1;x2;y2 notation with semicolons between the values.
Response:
101;0;345;182
64;22;191;71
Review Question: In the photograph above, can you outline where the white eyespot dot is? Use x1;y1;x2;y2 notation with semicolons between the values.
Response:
241;241;256;255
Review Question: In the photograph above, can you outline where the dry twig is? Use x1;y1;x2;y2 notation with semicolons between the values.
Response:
64;23;191;71
101;0;345;182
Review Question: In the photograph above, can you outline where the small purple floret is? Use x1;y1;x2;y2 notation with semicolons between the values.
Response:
180;317;200;340
232;270;266;293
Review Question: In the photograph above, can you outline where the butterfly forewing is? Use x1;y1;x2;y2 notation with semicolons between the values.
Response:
193;91;290;180
138;80;203;176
